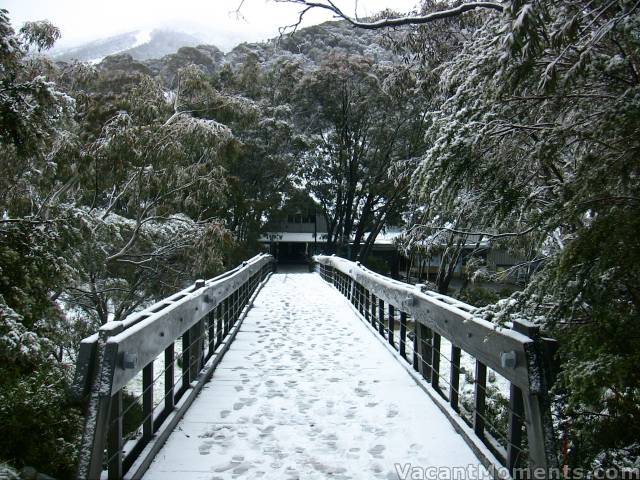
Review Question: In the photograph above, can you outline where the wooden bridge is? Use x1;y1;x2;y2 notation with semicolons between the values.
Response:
72;254;558;479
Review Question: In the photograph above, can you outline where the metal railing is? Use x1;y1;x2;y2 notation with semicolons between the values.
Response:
72;254;275;479
313;255;558;478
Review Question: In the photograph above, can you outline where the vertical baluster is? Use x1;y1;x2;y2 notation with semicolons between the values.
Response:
412;320;419;371
242;281;247;311
417;324;432;382
235;287;241;321
378;298;385;336
216;302;223;345
107;390;122;480
232;290;237;326
365;289;370;322
370;293;377;327
399;311;407;359
143;362;153;439
190;318;204;378
450;345;461;412
431;333;441;393
181;330;191;389
164;343;175;412
230;290;236;327
207;310;215;358
507;383;525;474
223;297;230;336
388;304;395;347
474;360;487;437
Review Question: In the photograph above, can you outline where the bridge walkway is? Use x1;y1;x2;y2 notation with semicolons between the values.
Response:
142;272;484;479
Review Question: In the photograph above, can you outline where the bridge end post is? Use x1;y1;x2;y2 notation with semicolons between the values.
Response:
76;322;123;480
512;319;559;477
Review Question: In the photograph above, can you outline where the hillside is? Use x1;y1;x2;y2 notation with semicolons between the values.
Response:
78;21;399;88
49;29;205;63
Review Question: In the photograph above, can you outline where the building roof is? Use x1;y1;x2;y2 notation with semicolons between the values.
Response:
259;232;328;243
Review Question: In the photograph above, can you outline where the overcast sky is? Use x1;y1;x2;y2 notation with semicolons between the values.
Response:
4;0;418;49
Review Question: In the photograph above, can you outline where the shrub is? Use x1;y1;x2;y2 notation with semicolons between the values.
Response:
0;364;83;478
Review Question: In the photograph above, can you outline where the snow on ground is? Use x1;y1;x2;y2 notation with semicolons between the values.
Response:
143;272;488;480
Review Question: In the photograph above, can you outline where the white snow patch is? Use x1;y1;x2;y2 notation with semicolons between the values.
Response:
132;29;152;48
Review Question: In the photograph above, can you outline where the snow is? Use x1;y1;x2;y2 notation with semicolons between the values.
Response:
259;232;327;243
143;272;489;479
133;29;152;49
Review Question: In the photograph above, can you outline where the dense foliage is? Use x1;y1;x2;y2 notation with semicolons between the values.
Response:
398;0;640;470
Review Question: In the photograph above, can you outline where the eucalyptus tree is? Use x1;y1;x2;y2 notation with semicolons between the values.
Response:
419;2;640;468
46;64;239;326
0;11;84;477
293;52;427;259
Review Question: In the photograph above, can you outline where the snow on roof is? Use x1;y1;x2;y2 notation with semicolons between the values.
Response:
363;228;404;245
259;232;328;243
260;228;405;245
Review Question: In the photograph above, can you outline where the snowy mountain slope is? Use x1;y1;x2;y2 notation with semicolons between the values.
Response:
49;29;205;63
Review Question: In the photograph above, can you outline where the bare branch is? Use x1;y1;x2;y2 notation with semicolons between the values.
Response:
101;168;142;220
272;0;504;30
414;224;537;239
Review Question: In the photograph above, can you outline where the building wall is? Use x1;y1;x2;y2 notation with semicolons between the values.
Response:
270;213;328;234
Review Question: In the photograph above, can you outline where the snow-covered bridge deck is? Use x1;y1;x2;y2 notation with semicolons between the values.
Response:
74;255;557;479
142;272;485;479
